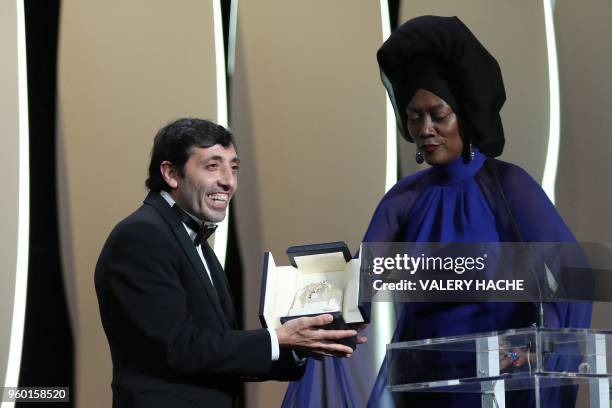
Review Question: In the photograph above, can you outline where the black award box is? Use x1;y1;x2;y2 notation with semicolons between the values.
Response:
259;241;369;349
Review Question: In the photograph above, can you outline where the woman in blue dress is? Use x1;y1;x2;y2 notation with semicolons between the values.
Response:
283;15;591;407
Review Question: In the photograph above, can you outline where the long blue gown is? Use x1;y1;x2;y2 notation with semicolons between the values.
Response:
282;149;592;407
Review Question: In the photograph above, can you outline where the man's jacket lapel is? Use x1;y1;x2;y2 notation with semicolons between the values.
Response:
144;192;230;329
201;241;236;327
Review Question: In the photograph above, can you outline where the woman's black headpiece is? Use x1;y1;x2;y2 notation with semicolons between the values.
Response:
377;15;506;157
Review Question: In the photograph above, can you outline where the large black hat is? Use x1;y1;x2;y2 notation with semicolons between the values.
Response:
377;15;506;157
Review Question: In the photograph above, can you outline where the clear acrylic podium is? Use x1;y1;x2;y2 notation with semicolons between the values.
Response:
387;327;611;407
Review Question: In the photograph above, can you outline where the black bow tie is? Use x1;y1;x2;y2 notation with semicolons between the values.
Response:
172;204;217;246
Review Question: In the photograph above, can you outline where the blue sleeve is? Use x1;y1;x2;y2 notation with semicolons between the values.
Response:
363;170;430;243
497;162;592;330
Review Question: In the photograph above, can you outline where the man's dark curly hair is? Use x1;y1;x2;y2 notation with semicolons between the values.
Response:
145;118;236;192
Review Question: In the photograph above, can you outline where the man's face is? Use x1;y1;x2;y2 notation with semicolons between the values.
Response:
406;89;463;166
166;144;239;223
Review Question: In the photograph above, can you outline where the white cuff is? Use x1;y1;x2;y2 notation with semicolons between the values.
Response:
267;328;280;361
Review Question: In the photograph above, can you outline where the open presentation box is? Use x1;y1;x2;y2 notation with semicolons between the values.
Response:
259;242;369;348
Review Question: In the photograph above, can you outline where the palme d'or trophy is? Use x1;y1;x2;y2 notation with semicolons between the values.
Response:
287;279;343;317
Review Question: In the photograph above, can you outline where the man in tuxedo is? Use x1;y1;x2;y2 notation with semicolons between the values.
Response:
95;118;362;408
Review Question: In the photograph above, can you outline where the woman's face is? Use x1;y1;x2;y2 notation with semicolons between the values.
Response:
406;89;463;166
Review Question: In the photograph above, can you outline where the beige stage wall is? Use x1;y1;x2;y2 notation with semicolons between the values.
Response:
0;0;28;392
57;1;220;407
555;0;612;343
555;1;612;245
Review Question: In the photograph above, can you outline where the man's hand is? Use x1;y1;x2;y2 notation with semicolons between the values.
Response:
275;314;365;357
352;323;369;346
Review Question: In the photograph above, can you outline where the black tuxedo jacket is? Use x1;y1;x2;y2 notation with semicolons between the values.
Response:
95;192;304;408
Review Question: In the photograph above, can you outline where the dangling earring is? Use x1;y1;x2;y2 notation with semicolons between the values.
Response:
463;141;474;162
415;150;424;164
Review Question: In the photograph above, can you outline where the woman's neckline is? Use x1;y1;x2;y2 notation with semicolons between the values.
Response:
429;147;486;185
